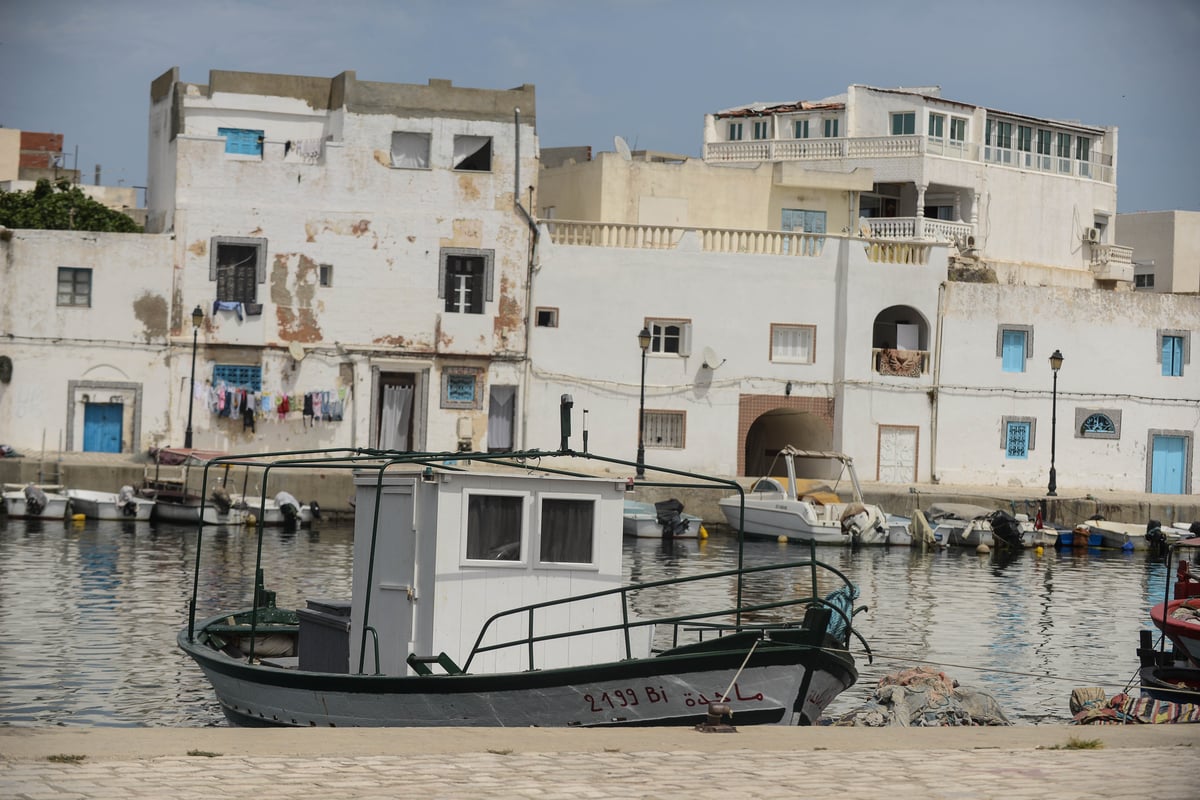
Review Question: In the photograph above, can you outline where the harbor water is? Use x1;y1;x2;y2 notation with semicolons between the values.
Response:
0;515;1172;727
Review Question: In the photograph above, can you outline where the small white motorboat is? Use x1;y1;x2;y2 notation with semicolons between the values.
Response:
622;499;705;539
2;483;70;520
65;486;155;521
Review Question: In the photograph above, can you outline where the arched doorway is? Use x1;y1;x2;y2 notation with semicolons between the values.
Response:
743;408;832;477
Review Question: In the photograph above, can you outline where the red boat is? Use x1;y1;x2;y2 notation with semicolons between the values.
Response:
1149;537;1200;669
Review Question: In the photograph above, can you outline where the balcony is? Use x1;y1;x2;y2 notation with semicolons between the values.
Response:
543;220;826;257
705;134;1115;185
1089;243;1134;282
863;217;973;244
873;348;929;377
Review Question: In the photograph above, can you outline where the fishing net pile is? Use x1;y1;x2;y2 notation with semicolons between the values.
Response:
833;666;1011;726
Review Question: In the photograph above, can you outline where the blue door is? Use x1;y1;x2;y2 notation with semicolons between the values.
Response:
83;403;123;453
1150;435;1186;494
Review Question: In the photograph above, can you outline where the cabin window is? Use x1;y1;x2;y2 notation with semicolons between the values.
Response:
1158;330;1188;377
56;267;92;307
770;324;815;364
439;247;494;314
1001;417;1035;459
219;127;264;157
210;237;266;305
728;122;743;141
453;135;492;171
535;307;558;327
465;494;524;561
212;364;262;392
891;112;916;136
643;410;686;449
644;318;692;356
996;325;1032;373
390;131;430;169
538;497;595;565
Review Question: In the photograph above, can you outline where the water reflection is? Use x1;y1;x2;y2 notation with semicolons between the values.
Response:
0;516;1171;727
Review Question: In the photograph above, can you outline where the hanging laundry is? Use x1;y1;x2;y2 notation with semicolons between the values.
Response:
302;393;314;427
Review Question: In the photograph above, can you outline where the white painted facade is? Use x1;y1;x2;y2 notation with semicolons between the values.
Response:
703;85;1129;286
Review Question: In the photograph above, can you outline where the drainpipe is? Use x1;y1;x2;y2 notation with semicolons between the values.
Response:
514;108;540;450
930;281;946;483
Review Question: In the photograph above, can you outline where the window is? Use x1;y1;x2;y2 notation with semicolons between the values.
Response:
56;267;91;307
728;122;743;141
1056;132;1073;173
218;127;263;157
535;307;558;327
453;135;492;171
643;410;686;449
1036;129;1053;169
1159;330;1189;377
996;325;1032;372
928;113;945;139
210;237;266;304
466;494;524;561
1076;136;1091;177
949;118;967;142
645;319;691;356
823;118;838;138
539;498;594;564
1003;419;1033;459
212;364;262;391
794;119;809;139
770;324;815;363
441;367;483;409
780;208;826;235
992;121;1013;148
439;248;494;314
390;131;430;168
752;120;769;140
1135;273;1155;289
1017;125;1032;153
890;112;916;136
318;264;333;287
1077;409;1120;440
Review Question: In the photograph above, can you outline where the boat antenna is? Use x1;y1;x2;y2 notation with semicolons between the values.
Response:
559;394;573;452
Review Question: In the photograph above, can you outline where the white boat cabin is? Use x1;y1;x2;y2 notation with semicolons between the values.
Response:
347;469;638;677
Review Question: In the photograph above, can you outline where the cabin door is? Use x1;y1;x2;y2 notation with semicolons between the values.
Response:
83;403;123;453
1150;434;1187;494
877;425;917;483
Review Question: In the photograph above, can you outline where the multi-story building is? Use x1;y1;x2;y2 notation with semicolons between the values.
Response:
1117;210;1200;294
703;85;1132;287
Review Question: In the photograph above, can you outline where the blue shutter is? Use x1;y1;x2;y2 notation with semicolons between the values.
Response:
1005;421;1030;459
1001;330;1026;372
1162;336;1183;377
219;128;264;156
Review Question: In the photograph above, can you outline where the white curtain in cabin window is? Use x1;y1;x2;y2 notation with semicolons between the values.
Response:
487;385;516;450
380;385;413;450
390;132;430;168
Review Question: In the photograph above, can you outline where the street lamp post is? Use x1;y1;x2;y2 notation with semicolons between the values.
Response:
1047;349;1063;497
184;305;204;448
636;326;651;478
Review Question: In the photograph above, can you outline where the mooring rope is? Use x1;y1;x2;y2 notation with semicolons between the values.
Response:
719;635;761;704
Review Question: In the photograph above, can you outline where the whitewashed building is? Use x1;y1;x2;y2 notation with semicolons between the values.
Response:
146;68;538;454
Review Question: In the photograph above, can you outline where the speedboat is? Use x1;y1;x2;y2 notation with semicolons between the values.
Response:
622;499;705;539
65;486;155;521
178;409;868;728
717;447;889;546
2;483;70;519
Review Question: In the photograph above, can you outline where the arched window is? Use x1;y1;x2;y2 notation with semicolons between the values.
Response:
1081;413;1116;435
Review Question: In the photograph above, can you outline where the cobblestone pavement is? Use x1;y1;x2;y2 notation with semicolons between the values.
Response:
3;745;1195;800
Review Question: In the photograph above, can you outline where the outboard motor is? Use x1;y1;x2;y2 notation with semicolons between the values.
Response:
209;486;233;514
118;485;138;517
23;483;47;516
309;500;321;521
1146;519;1166;552
653;498;689;539
275;491;300;527
987;509;1023;551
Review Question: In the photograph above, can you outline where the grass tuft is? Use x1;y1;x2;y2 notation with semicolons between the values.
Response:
46;754;86;764
487;748;514;756
1047;737;1104;751
187;749;222;758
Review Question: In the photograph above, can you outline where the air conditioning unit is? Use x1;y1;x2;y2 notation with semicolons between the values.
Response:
964;235;977;250
1084;227;1100;244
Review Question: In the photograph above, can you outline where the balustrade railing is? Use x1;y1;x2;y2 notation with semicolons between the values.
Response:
1090;243;1134;281
544;220;826;257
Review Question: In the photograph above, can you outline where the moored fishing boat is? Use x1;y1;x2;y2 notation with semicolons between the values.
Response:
179;406;868;728
65;486;155;521
622;498;705;539
2;483;70;520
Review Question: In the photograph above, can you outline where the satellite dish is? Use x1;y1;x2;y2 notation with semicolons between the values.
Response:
614;135;632;161
288;342;306;361
702;346;725;370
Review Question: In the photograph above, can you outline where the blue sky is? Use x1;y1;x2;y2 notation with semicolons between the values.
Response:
1;0;1196;213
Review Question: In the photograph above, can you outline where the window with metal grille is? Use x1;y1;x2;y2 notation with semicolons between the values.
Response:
538;497;594;565
212;364;262;391
1075;408;1121;440
1005;421;1031;459
210;238;265;304
218;127;264;156
643;410;685;449
441;367;483;409
56;267;92;307
1082;414;1115;434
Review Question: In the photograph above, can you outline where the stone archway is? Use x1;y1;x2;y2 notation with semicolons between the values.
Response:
736;394;833;476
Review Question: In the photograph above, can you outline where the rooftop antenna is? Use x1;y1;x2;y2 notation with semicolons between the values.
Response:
559;394;573;451
614;135;632;161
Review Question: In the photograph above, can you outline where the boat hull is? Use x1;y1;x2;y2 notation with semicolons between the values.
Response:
717;499;849;545
65;490;155;521
622;502;702;539
152;499;241;525
179;625;855;728
1151;599;1200;668
1085;522;1149;551
2;493;70;520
